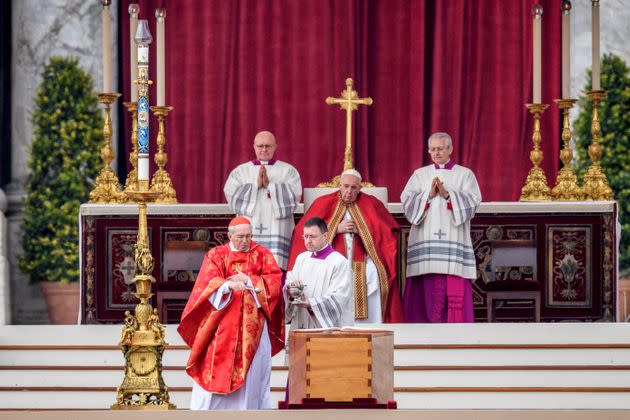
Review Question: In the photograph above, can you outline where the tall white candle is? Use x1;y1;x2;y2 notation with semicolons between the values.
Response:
592;0;601;90
532;3;542;103
102;1;112;92
156;8;166;106
129;4;140;102
136;20;153;183
562;1;571;98
138;40;149;182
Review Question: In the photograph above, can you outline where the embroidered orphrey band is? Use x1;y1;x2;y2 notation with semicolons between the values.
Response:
353;261;368;319
348;203;390;320
326;198;346;239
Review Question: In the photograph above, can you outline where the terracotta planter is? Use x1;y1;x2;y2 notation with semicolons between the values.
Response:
40;282;80;324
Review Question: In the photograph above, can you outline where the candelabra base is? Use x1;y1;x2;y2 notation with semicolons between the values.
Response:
150;169;178;203
520;167;551;201
552;167;583;200
583;163;613;200
109;307;175;410
90;167;125;203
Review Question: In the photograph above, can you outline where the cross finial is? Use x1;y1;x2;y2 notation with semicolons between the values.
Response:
325;78;373;172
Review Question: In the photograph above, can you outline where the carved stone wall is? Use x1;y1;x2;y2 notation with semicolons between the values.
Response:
0;189;9;324
8;0;119;324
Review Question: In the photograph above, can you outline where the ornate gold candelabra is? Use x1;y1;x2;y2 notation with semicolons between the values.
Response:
112;17;174;410
582;90;613;200
111;188;175;410
318;78;374;188
149;106;177;203
520;103;551;201
90;92;124;203
123;101;139;196
551;99;583;200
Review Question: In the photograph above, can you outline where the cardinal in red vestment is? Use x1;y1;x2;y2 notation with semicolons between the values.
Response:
178;216;284;410
288;169;404;323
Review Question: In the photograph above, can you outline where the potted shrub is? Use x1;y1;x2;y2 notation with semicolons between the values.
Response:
19;56;103;324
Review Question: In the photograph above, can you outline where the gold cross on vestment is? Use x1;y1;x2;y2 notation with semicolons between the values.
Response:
326;78;372;173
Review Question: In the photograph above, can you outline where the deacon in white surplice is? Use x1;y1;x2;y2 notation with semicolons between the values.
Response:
224;131;302;269
285;217;354;330
401;132;481;323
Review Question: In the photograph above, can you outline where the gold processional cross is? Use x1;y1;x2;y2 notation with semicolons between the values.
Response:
318;78;373;187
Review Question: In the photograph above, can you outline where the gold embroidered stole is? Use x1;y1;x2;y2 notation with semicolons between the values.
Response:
328;198;390;319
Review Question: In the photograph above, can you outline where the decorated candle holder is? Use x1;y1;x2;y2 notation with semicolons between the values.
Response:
90;92;125;203
149;106;177;203
111;19;174;411
519;103;551;201
551;99;583;200
111;189;174;410
123;101;139;196
582;90;613;200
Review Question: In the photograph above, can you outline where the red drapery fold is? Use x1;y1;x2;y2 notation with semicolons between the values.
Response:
119;0;561;203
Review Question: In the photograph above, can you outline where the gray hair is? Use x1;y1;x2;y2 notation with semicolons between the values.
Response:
340;168;362;182
228;223;253;233
428;132;453;148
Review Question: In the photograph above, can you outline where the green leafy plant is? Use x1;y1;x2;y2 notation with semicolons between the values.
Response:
19;56;103;283
573;53;630;270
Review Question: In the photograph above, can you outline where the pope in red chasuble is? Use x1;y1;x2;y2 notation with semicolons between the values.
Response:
288;169;404;323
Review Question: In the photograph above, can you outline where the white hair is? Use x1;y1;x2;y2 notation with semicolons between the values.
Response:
228;224;252;232
428;132;453;148
340;168;362;182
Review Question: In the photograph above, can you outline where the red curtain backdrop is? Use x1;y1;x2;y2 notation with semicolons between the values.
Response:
119;0;562;203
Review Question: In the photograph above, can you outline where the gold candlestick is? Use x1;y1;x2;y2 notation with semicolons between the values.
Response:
149;106;178;203
123;101;139;197
551;98;583;200
90;92;124;203
582;90;613;200
520;103;551;201
111;187;175;410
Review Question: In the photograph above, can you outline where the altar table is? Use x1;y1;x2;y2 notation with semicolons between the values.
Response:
79;202;617;324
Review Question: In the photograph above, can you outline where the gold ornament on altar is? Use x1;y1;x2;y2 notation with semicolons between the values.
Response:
149;105;178;203
582;90;613;200
318;78;374;188
520;103;551;201
123;101;139;195
551;98;583;200
90;92;125;203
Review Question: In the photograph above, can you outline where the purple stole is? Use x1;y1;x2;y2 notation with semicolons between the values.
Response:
433;160;455;170
311;244;334;260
